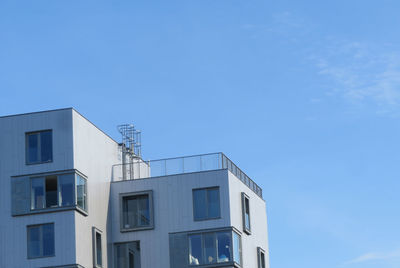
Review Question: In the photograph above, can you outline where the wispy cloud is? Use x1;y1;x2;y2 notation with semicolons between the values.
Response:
242;12;400;115
343;248;400;265
311;40;400;111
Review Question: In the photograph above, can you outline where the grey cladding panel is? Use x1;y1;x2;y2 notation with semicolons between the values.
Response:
11;176;30;216
169;233;188;268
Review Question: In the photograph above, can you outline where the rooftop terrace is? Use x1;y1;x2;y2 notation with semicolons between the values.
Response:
112;152;263;198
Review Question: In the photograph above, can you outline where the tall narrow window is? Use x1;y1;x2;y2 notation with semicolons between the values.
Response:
121;191;154;231
257;247;266;268
76;175;87;211
26;130;53;164
241;192;251;234
193;187;220;221
93;227;103;267
27;223;55;259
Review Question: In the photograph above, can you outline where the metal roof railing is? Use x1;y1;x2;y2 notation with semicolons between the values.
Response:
112;152;263;198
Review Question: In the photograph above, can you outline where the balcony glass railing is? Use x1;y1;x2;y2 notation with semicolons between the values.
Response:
112;153;263;198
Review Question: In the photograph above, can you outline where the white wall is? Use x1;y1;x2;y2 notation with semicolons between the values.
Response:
72;110;120;268
228;171;270;268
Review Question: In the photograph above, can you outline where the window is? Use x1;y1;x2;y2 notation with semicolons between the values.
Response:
26;130;53;164
76;175;87;211
114;241;140;268
241;192;251;234
92;227;103;267
27;223;55;259
30;173;87;212
257;247;266;268
188;229;241;266
193;187;220;221
121;191;153;231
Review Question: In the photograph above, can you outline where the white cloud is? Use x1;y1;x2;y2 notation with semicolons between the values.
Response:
312;41;400;110
343;248;400;265
242;12;400;114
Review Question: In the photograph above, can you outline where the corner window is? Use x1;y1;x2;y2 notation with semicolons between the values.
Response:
257;247;266;268
188;229;241;266
76;175;87;211
193;187;220;221
30;173;87;212
241;192;251;234
26;130;53;164
27;223;55;259
92;227;103;267
121;191;154;231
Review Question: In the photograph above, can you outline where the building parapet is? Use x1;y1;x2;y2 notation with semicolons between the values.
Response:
112;152;263;198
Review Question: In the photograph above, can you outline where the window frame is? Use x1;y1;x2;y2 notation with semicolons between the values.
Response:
25;130;53;165
192;187;221;221
29;172;88;215
241;192;251;235
92;227;103;268
27;222;55;259
187;228;242;267
257;247;266;268
120;190;154;232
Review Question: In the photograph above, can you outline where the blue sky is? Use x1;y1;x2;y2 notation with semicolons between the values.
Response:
1;0;400;267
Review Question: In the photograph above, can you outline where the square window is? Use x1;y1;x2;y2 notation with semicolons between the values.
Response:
27;223;55;259
121;191;154;231
26;130;53;164
241;192;251;234
193;187;220;221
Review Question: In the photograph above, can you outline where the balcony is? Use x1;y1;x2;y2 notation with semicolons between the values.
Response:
112;152;263;198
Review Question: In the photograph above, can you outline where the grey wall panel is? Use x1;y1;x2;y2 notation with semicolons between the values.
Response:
11;176;30;216
110;169;231;268
0;109;77;267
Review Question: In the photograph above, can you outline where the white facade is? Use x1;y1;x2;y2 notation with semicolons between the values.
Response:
0;108;270;268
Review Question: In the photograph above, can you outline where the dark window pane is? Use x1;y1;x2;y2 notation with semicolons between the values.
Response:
28;226;41;258
45;176;58;208
42;224;55;256
40;131;53;162
31;178;45;209
28;133;39;163
261;252;266;268
123;194;150;228
189;235;202;265
59;174;74;206
96;232;102;266
217;231;231;263
137;195;150;226
114;242;140;268
207;188;220;218
204;233;216;264
193;189;207;220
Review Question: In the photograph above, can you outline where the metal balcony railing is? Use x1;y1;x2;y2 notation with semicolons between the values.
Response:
112;152;263;198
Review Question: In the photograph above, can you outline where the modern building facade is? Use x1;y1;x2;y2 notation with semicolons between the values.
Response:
0;108;270;268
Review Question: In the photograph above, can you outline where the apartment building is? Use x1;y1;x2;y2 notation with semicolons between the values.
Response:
0;108;270;268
